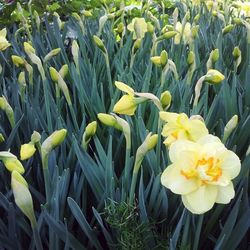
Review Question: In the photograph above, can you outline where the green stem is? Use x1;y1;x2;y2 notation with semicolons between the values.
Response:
32;225;43;250
156;117;162;172
42;79;52;132
129;171;138;205
124;147;131;199
104;52;113;97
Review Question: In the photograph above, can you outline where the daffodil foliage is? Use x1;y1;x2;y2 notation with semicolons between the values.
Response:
0;0;250;249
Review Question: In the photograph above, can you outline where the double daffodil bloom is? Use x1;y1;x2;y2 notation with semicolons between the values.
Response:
127;17;148;40
0;28;11;51
160;112;208;147
161;135;241;214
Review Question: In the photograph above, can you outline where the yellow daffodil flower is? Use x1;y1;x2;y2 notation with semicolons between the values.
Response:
161;135;241;214
160;112;208;146
0;28;11;51
174;22;192;44
127;17;148;40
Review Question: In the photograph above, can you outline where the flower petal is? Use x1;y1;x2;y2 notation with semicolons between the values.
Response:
161;163;198;195
220;151;241;179
182;185;218;214
216;181;235;204
115;81;134;95
187;120;209;141
169;140;198;163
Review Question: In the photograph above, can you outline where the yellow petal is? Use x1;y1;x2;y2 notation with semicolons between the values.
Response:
20;143;36;160
114;81;134;95
113;95;137;115
220;150;241;179
216;181;235;204
169;140;199;163
161;163;198;195
159;111;179;123
187;120;209;141
0;28;7;38
182;185;218;214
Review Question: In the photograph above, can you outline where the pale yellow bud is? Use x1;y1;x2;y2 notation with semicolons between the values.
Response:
20;143;36;160
24;42;35;54
93;35;106;53
2;157;25;174
11;171;36;227
12;55;25;67
160;91;172;110
49;67;59;82
97;113;122;131
205;69;225;84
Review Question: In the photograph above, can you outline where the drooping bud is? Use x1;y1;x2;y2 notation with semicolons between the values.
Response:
12;55;25;67
11;171;36;227
2;157;25;174
23;42;35;54
31;131;41;144
222;24;234;35
205;69;225;84
50;67;59;82
41;129;67;168
44;48;61;62
97;113;122;131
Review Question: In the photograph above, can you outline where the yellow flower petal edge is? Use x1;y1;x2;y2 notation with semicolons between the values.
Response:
161;135;241;214
160;111;208;147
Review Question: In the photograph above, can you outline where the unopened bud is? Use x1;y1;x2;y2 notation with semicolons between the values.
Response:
160;50;168;67
20;143;36;160
223;115;238;143
12;55;25;67
82;10;92;17
187;51;195;65
93;35;106;53
97;113;122;131
2;157;25;174
31;131;41;144
222;24;234;35
11;171;36;227
24;42;35;54
205;69;225;84
232;47;241;59
50;67;59;82
160;91;172;110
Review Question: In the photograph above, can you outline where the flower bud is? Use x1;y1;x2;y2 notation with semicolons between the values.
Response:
151;56;162;67
23;42;35;54
187;51;195;65
211;49;219;63
82;10;92;17
12;55;25;67
134;39;142;51
93;35;106;53
85;121;97;140
232;47;241;59
158;31;177;41
194;14;200;23
18;71;26;87
147;22;154;33
11;171;36;227
160;91;172;110
160;50;168;67
2;157;25;174
146;134;158;151
59;64;69;79
223;115;238;142
205;69;225;84
81;121;97;150
117;23;124;34
222;24;234;35
97;113;122;131
50;67;59;82
31;131;41;144
0;28;11;51
72;12;81;21
44;48;61;62
20;143;36;160
42;129;67;155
